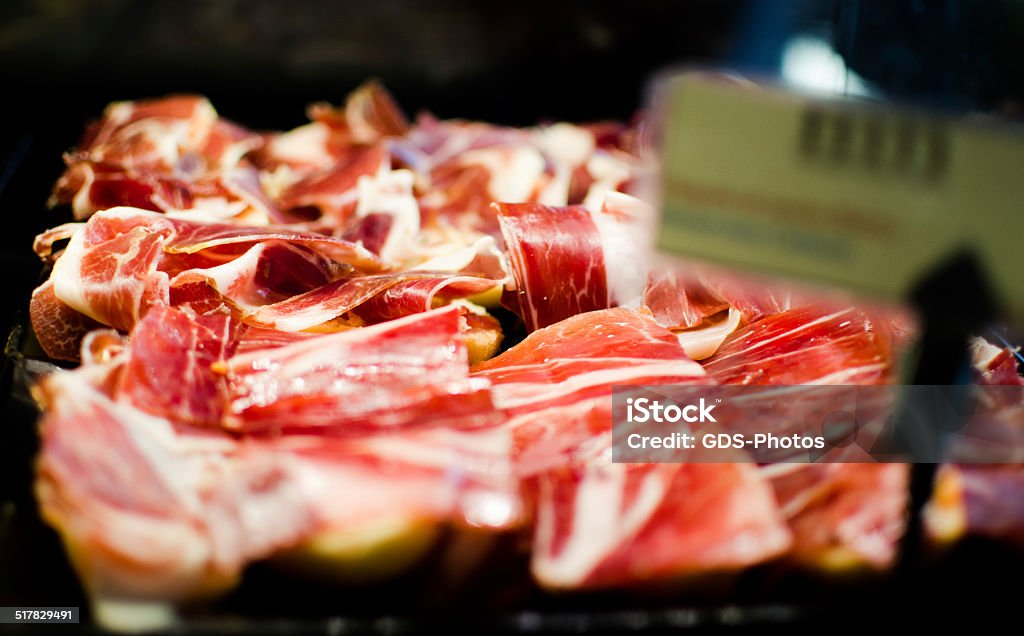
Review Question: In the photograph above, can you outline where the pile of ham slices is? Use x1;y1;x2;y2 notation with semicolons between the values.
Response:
26;82;1024;627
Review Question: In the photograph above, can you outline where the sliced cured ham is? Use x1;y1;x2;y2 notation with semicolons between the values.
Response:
494;197;646;332
274;145;388;225
702;305;905;571
29;280;102;362
116;307;241;426
347;274;498;326
234;272;497;332
642;269;729;331
472;309;784;589
36;207;382;346
35;365;517;624
494;202;606;332
474;308;710;477
532;461;791;589
160;213;381;270
703;305;893;386
308;80;409;147
168;240;350;316
766;463;909;571
473;307;708;417
50;210;171;331
35;370;317;605
51;95;263;222
224;306;494;434
254;81;406;178
33;83;1024;619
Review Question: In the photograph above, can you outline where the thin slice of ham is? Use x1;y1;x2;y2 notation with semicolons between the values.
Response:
50;210;171;331
494;202;605;332
275;144;388;225
643;269;729;331
51;96;263;221
35;370;317;604
703;305;905;571
116;306;241;426
473;308;708;479
38;207;382;345
532;460;791;589
36;362;515;621
223;306;494;434
703;305;892;386
168;240;350;317
473;307;709;417
242;272;497;331
470;308;786;589
766;463;909;571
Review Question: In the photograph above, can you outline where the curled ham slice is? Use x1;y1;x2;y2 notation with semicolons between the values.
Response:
249;272;497;331
51;96;264;221
36;207;382;350
494;196;646;332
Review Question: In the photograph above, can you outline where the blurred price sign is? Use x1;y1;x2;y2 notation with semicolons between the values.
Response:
656;72;1024;323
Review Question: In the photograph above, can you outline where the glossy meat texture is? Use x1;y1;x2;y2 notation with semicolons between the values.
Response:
33;204;506;356
35;351;518;608
702;305;905;571
767;463;909;572
474;307;708;416
35;370;317;602
117;306;241;426
642;269;729;330
224;306;494;434
34;207;385;351
51;95;270;222
494;203;609;332
29;83;1024;620
532;462;791;589
703;306;892;386
474;309;787;588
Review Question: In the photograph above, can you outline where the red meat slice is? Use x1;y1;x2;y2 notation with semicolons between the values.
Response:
704;305;904;571
473;309;785;587
495;203;607;332
35;208;383;351
117;306;242;426
223;306;495;434
532;461;790;589
35;370;317;602
703;305;892;386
